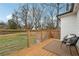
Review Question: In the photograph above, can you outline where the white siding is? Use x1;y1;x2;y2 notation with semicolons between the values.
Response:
76;10;79;35
61;14;77;40
76;10;79;47
61;9;79;48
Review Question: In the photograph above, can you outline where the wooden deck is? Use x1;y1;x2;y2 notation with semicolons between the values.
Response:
10;38;79;56
10;38;57;56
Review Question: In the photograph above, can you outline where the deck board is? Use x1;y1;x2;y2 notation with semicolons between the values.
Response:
10;38;57;56
10;38;79;56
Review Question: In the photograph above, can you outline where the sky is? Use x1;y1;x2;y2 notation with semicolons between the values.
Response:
0;3;71;23
0;3;19;22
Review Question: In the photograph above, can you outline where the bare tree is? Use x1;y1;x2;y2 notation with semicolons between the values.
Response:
44;3;60;29
56;3;60;28
16;4;30;47
31;4;45;30
36;5;44;30
32;4;36;30
18;4;29;29
48;6;55;29
12;10;20;29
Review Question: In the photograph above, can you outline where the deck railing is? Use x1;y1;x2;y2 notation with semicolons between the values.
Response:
27;29;60;47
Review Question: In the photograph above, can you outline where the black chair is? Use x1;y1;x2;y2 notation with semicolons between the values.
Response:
61;34;79;55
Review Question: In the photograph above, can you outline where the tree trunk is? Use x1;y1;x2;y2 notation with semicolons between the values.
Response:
56;3;60;29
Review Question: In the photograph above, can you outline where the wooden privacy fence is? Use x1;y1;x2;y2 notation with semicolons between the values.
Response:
27;29;60;47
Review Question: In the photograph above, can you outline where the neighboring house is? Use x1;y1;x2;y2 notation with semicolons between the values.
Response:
58;4;79;48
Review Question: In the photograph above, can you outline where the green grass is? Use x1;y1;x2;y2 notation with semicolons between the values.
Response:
0;33;27;56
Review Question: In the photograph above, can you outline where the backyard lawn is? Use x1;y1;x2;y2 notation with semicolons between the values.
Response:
0;32;28;56
0;31;50;56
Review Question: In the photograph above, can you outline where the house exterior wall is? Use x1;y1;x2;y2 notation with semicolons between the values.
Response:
61;14;77;40
76;10;79;47
76;9;79;35
61;9;79;47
